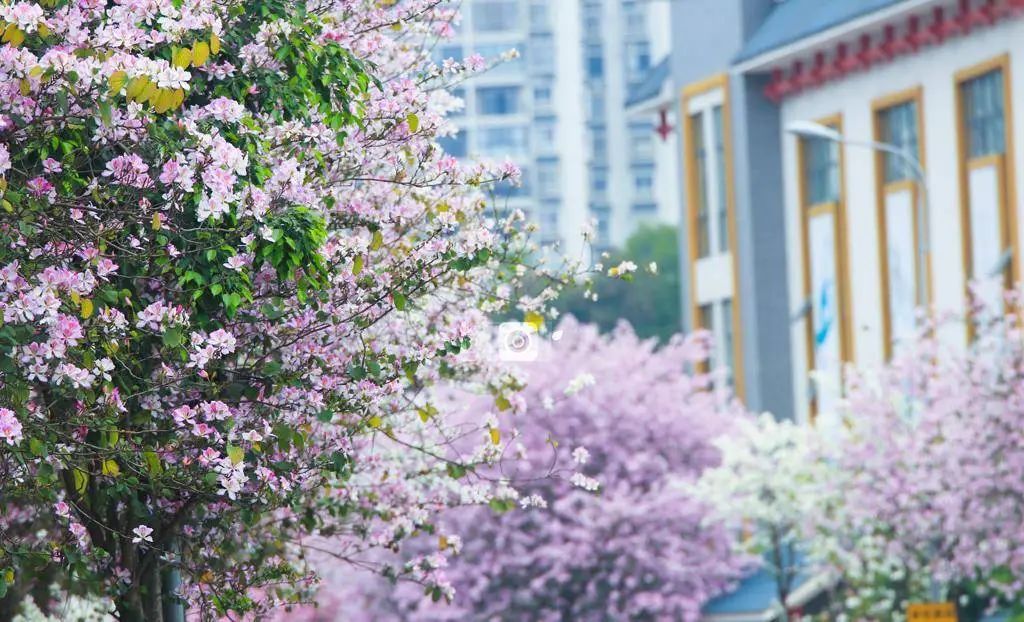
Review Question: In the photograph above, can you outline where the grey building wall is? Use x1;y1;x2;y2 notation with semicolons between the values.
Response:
669;0;794;418
730;72;794;420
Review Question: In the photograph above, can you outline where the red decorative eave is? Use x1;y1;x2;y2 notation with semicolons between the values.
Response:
763;0;1023;102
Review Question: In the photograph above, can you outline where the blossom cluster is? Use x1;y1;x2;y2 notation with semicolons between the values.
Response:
0;0;573;619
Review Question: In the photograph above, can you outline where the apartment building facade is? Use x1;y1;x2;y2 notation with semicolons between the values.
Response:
440;0;676;261
630;0;1024;429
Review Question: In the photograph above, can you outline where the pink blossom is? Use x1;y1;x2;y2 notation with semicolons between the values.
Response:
0;408;23;445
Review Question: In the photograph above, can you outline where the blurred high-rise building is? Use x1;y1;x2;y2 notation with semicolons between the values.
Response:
438;0;677;261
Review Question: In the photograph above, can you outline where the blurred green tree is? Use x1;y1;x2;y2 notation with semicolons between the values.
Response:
558;224;682;342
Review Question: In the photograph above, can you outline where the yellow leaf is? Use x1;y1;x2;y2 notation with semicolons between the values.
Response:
3;569;13;584
3;25;25;47
73;468;88;494
494;395;511;412
370;230;383;251
108;70;127;95
524;311;544;332
353;254;364;276
151;213;161;230
192;41;210;66
1;200;12;213
126;75;150;101
101;459;120;477
489;427;501;446
227;445;244;465
28;65;43;77
439;535;449;550
171;87;185;109
140;82;159;105
18;79;29;96
37;23;50;38
210;33;221;54
70;291;80;304
172;47;192;69
406;113;419;133
368;416;382;429
154;88;175;113
79;298;93;319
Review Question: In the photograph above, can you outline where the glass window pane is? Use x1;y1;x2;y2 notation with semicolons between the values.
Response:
880;101;920;183
474;0;519;32
713;105;729;254
692;113;710;258
722;298;735;385
804;130;840;205
477;86;522;115
963;69;1005;158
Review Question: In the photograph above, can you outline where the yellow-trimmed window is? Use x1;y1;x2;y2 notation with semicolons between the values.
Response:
798;115;852;418
682;75;743;396
955;55;1018;323
873;88;927;359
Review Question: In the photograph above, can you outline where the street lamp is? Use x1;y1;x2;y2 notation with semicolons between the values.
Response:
786;120;931;308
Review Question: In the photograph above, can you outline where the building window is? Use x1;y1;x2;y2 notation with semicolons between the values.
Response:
632;203;657;215
476;86;522;115
956;56;1017;322
590;167;608;197
878;101;921;183
530;35;555;75
589;91;606;119
474;0;519;32
629;123;654;162
721;298;735;380
477;126;528;157
582;3;601;35
534;85;552;108
691;112;710;258
623;0;645;36
632;165;654;198
690;105;730;258
798;116;850;418
683;75;743;398
874;90;926;359
438;131;467;158
803;131;841;206
475;43;524;78
529;1;549;31
591;125;607;160
534;116;556;148
585;44;604;79
537;159;560;197
963;68;1006;158
432;44;463;66
625;41;651;76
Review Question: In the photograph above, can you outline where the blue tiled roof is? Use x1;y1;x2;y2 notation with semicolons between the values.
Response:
624;57;671;108
735;0;909;63
702;567;782;614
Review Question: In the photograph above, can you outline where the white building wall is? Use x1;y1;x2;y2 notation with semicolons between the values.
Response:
779;17;1024;425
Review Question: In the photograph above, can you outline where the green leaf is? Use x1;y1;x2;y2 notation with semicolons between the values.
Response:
162;327;184;348
393;293;407;311
406;113;419;133
143;450;163;475
446;463;467;480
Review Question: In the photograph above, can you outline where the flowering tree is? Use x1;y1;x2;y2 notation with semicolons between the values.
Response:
812;306;1024;619
299;318;751;621
0;1;570;619
694;413;843;619
698;302;1024;620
